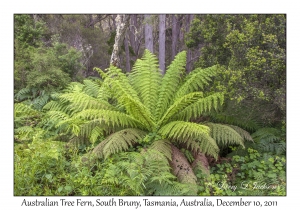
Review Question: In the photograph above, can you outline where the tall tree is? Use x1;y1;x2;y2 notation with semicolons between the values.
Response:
110;14;130;67
129;14;138;57
159;14;166;73
171;15;178;60
185;14;194;73
124;34;131;72
144;14;153;53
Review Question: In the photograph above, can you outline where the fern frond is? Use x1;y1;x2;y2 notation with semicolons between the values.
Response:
149;139;172;160
14;103;40;117
97;79;113;101
63;81;84;93
74;109;143;129
205;123;245;148
174;92;224;121
157;92;203;127
158;121;219;158
175;65;219;99
113;83;155;130
106;65;140;101
32;94;50;110
14;126;34;139
227;125;253;142
209;112;260;132
251;127;281;141
43;100;72;115
155;51;187;120
93;129;146;159
252;127;285;155
90;126;104;143
15;87;32;101
130;49;161;114
59;92;116;112
83;79;102;98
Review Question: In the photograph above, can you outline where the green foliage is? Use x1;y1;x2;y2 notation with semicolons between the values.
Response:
187;14;286;127
196;148;286;196
251;127;286;155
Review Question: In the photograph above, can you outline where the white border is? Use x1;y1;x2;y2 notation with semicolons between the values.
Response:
2;1;298;209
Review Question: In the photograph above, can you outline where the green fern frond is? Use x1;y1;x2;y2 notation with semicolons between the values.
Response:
209;112;260;132
63;82;85;93
14;103;40;118
15;87;32;101
74;109;142;129
113;82;155;130
174;92;224;121
155;51;187;120
90;126;104;143
97;79;113;101
205;123;245;148
83;79;102;98
93;129;146;159
227;125;253;142
175;65;219;99
251;127;281;141
158;92;203;126
258;141;286;155
252;127;285;155
59;92;116;112
43;100;72;115
44;110;70;123
149;139;172;160
14;126;34;139
31;94;50;110
158;121;219;158
106;65;140;101
130;49;161;114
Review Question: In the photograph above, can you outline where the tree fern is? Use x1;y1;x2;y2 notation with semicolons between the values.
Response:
40;50;251;189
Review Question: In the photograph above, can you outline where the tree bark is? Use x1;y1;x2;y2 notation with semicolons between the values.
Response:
110;15;130;67
159;14;166;74
171;15;178;60
144;14;153;53
129;14;138;56
186;14;194;73
124;34;131;72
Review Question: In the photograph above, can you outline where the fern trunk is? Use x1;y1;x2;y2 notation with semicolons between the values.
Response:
170;145;197;184
191;151;210;175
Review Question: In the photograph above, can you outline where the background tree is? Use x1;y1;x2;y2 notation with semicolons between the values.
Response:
186;14;286;128
144;15;154;53
159;14;166;73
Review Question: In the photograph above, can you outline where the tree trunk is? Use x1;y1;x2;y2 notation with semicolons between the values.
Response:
171;15;178;60
110;15;130;67
144;14;153;53
186;14;194;73
191;151;210;175
159;14;166;74
124;34;131;72
129;15;138;56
